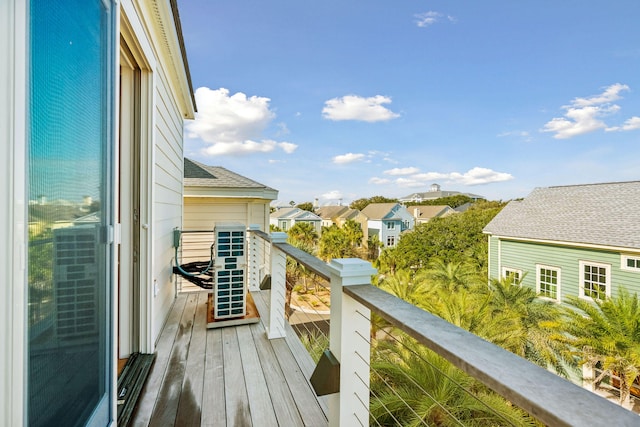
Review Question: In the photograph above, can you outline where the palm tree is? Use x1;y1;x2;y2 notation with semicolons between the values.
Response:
318;225;354;261
488;277;573;377
287;221;319;247
560;289;640;407
370;335;541;426
419;258;480;292
376;269;429;307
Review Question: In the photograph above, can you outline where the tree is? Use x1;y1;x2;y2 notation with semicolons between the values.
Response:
296;201;315;212
560;289;640;406
395;201;505;269
376;269;428;307
371;335;540;426
488;277;573;377
342;219;363;248
420;258;480;292
287;222;319;247
349;195;398;211
318;225;354;261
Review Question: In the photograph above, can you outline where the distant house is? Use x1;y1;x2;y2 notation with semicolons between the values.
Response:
270;207;322;235
399;183;484;203
184;158;278;232
315;205;349;228
359;203;415;248
411;205;457;225
483;181;640;303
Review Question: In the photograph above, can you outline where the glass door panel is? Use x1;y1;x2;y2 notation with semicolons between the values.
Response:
28;0;114;426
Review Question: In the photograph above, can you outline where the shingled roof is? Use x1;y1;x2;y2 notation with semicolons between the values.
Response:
184;158;277;199
483;181;640;250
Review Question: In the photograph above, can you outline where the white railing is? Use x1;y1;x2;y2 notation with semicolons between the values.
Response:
249;227;639;426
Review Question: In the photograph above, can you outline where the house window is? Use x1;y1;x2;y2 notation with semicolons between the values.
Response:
621;255;640;272
387;222;395;230
387;236;396;247
279;221;287;231
580;261;610;301
537;265;561;301
501;267;522;284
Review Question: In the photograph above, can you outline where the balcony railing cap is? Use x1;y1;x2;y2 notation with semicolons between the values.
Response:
270;232;288;243
328;258;377;285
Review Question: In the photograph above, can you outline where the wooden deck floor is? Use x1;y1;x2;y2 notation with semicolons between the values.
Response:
130;290;329;427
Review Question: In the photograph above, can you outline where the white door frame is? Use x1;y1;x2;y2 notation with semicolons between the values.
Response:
118;4;156;355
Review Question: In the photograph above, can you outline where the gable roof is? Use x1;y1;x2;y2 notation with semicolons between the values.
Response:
483;181;640;250
270;207;321;221
361;203;403;220
184;158;277;199
315;205;349;220
412;205;454;219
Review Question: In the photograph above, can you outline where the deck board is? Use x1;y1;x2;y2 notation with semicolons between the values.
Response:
175;292;208;426
132;291;328;426
236;325;279;426
201;328;226;427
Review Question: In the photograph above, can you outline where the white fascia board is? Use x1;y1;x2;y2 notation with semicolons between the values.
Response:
492;235;640;255
184;186;278;200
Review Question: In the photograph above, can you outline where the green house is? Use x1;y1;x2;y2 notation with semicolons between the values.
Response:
483;181;640;303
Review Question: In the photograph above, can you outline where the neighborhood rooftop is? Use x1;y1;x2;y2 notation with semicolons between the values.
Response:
483;181;640;250
184;157;276;191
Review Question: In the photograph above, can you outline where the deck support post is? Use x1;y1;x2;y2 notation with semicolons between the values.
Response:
328;259;377;427
247;225;261;292
267;232;288;339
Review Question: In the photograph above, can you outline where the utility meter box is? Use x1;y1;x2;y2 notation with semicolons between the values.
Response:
213;223;247;319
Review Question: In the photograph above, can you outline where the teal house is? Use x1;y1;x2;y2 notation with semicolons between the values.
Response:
483;181;640;303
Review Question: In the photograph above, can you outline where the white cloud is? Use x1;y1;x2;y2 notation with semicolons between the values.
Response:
205;140;297;156
571;83;629;107
497;130;532;142
186;87;298;155
384;167;420;176
322;95;400;122
320;190;344;201
333;152;366;164
541;84;633;139
369;177;391;185
370;167;513;187
414;11;456;28
606;116;640;132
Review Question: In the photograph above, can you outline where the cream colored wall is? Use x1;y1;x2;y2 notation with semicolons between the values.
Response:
184;197;271;231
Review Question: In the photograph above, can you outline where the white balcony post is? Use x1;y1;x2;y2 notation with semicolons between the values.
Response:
268;232;288;339
328;259;377;427
247;224;261;292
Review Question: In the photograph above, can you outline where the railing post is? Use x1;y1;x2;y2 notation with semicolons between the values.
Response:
247;224;261;292
268;232;288;339
328;258;377;427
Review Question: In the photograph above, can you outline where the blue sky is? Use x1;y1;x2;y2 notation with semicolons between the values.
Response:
179;0;640;206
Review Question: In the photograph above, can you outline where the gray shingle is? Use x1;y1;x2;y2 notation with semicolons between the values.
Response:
184;158;275;191
484;181;640;250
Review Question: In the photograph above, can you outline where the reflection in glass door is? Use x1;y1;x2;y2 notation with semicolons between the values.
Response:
28;0;114;426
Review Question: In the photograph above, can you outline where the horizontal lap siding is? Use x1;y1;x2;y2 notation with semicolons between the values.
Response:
152;65;185;341
498;239;640;302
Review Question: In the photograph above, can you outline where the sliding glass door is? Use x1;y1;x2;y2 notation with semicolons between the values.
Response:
28;0;114;425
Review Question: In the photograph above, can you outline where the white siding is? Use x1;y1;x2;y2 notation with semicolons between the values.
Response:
151;63;186;340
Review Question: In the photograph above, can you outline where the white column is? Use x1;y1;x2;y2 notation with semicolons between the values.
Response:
268;232;288;339
328;259;377;427
247;224;261;292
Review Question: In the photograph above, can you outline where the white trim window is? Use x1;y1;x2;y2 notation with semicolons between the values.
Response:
386;236;396;247
579;261;611;301
536;264;561;302
386;221;395;230
501;267;522;285
621;254;640;272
